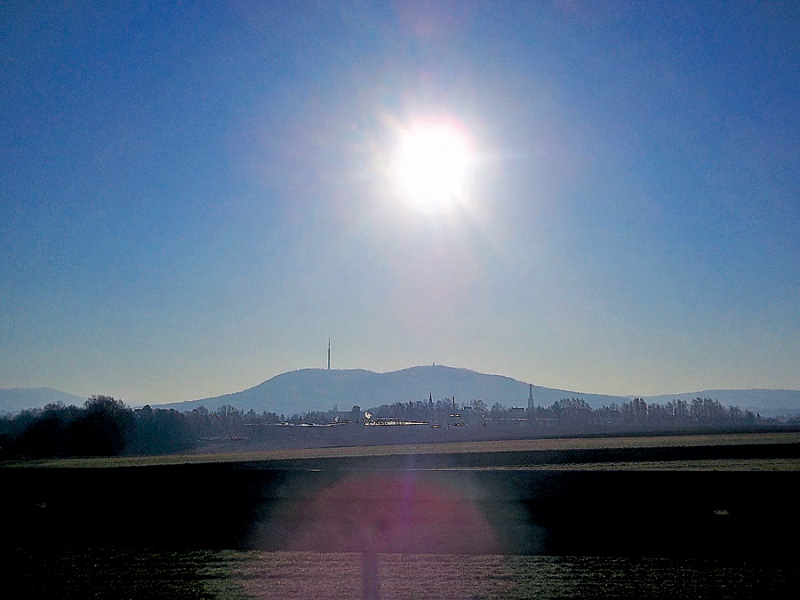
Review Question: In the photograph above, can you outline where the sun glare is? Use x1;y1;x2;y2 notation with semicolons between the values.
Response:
392;120;474;214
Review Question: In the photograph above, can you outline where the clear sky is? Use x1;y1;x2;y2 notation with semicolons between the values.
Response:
2;1;798;405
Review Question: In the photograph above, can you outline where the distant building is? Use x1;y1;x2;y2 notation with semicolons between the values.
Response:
448;396;466;427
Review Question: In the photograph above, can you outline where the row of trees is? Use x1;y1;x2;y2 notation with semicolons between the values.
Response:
531;396;761;430
0;394;769;460
0;397;275;459
364;396;761;429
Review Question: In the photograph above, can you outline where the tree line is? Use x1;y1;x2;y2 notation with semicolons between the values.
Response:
528;396;761;430
364;395;762;430
0;396;281;459
0;394;771;460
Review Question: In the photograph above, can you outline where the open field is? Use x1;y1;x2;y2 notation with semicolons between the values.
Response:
489;457;800;471
4;430;800;470
4;431;799;597
6;549;800;600
3;431;800;556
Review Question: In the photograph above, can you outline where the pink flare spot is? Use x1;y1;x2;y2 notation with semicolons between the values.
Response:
285;474;500;554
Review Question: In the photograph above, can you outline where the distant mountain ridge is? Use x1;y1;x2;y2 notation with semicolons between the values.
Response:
155;365;624;417
0;388;86;415
4;367;799;418
154;365;800;419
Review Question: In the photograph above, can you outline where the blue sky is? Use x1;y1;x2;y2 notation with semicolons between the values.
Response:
2;1;798;404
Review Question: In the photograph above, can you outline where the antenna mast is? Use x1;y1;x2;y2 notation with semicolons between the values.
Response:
327;338;331;370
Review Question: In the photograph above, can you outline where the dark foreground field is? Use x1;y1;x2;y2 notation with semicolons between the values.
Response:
6;549;800;600
2;433;800;598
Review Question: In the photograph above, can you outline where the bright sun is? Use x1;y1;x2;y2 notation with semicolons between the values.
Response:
392;120;474;214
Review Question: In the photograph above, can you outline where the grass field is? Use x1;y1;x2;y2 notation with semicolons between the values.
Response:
488;457;800;470
4;430;799;469
7;549;800;600
3;430;800;597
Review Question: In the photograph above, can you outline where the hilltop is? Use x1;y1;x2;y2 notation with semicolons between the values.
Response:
154;365;800;418
0;388;86;415
154;365;623;416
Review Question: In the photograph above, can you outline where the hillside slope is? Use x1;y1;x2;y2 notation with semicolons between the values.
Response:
158;365;635;416
0;388;86;414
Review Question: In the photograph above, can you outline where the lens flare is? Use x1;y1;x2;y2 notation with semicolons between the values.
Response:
274;473;500;554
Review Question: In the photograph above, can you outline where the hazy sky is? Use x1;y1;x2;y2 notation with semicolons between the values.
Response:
2;1;798;404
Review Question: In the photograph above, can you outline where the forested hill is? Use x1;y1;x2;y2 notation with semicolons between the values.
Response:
157;365;626;417
154;365;799;418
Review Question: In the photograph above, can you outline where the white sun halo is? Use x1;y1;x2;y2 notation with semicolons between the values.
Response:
392;121;473;214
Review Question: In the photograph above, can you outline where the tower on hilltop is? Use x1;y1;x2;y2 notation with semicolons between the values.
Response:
327;338;331;370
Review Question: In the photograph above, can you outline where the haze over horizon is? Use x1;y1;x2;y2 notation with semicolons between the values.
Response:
2;3;798;405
